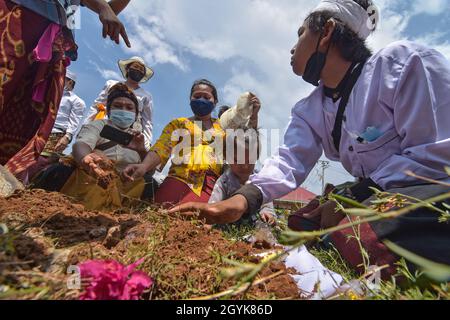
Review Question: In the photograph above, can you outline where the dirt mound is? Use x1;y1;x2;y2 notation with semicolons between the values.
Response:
0;189;139;247
0;190;299;300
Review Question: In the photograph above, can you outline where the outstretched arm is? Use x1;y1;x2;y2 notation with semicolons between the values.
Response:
72;141;93;166
169;194;249;225
122;151;162;182
108;0;131;15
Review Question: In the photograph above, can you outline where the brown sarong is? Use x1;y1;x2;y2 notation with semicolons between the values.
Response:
0;0;76;179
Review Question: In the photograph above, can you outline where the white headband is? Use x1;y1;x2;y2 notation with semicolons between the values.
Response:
312;0;377;40
66;70;77;82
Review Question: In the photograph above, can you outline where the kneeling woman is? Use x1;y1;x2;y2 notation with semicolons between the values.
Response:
123;79;226;207
59;83;151;210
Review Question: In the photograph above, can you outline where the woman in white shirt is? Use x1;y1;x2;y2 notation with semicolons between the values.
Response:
85;56;154;151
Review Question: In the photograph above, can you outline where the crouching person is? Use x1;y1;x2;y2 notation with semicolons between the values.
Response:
36;83;156;210
209;129;277;227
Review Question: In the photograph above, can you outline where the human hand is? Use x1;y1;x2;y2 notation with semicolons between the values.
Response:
125;131;146;153
81;153;109;179
260;211;276;226
122;163;148;182
168;195;249;225
249;93;261;115
54;135;70;153
98;5;131;47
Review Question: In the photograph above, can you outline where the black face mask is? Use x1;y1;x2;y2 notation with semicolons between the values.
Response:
127;69;145;82
302;34;332;86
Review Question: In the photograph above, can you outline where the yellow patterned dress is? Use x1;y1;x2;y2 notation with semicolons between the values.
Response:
151;117;225;198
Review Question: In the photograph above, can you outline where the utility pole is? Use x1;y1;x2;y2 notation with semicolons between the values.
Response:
318;160;330;194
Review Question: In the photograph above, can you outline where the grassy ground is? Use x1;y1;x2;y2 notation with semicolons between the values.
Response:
221;208;449;300
0;192;300;300
1;191;448;300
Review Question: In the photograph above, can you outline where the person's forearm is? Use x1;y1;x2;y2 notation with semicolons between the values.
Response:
249;115;258;129
108;0;131;15
141;151;162;172
207;195;249;225
81;0;110;14
137;148;148;161
72;142;93;165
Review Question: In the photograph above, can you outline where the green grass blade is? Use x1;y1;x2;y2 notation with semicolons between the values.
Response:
332;194;369;209
384;240;450;282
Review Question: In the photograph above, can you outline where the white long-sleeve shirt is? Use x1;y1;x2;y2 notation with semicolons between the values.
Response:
85;80;154;150
52;89;86;139
250;41;450;204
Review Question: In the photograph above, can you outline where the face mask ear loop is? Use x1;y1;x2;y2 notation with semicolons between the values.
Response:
314;30;323;53
324;31;333;55
316;18;335;53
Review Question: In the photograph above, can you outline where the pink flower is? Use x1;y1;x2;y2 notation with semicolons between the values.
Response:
78;258;153;300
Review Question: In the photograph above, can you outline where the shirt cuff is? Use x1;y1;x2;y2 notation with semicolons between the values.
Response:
231;183;263;218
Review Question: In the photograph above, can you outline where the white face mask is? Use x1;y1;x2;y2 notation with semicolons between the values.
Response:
109;109;136;129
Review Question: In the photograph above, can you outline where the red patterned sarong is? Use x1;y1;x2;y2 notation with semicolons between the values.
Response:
0;0;76;178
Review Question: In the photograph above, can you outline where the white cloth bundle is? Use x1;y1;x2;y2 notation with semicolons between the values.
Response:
0;165;24;198
312;0;378;40
284;245;344;300
219;92;254;130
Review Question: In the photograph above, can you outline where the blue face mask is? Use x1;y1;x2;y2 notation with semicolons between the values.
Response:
110;109;136;129
190;98;215;117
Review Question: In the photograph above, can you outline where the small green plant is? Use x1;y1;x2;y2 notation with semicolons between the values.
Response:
219;177;450;300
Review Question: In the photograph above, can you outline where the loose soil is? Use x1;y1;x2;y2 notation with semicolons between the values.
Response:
0;189;299;300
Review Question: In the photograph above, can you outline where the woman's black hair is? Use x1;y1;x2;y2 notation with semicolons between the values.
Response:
106;83;139;116
190;79;219;103
65;77;76;91
218;105;231;118
305;0;374;62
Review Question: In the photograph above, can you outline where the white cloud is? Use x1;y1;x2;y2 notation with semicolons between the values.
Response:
88;60;122;81
123;0;446;131
411;31;450;60
366;0;411;49
121;9;188;71
412;0;449;15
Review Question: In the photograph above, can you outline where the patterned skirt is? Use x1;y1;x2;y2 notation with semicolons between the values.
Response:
0;0;76;179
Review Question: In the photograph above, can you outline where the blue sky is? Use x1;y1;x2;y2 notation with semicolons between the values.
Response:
68;0;450;194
